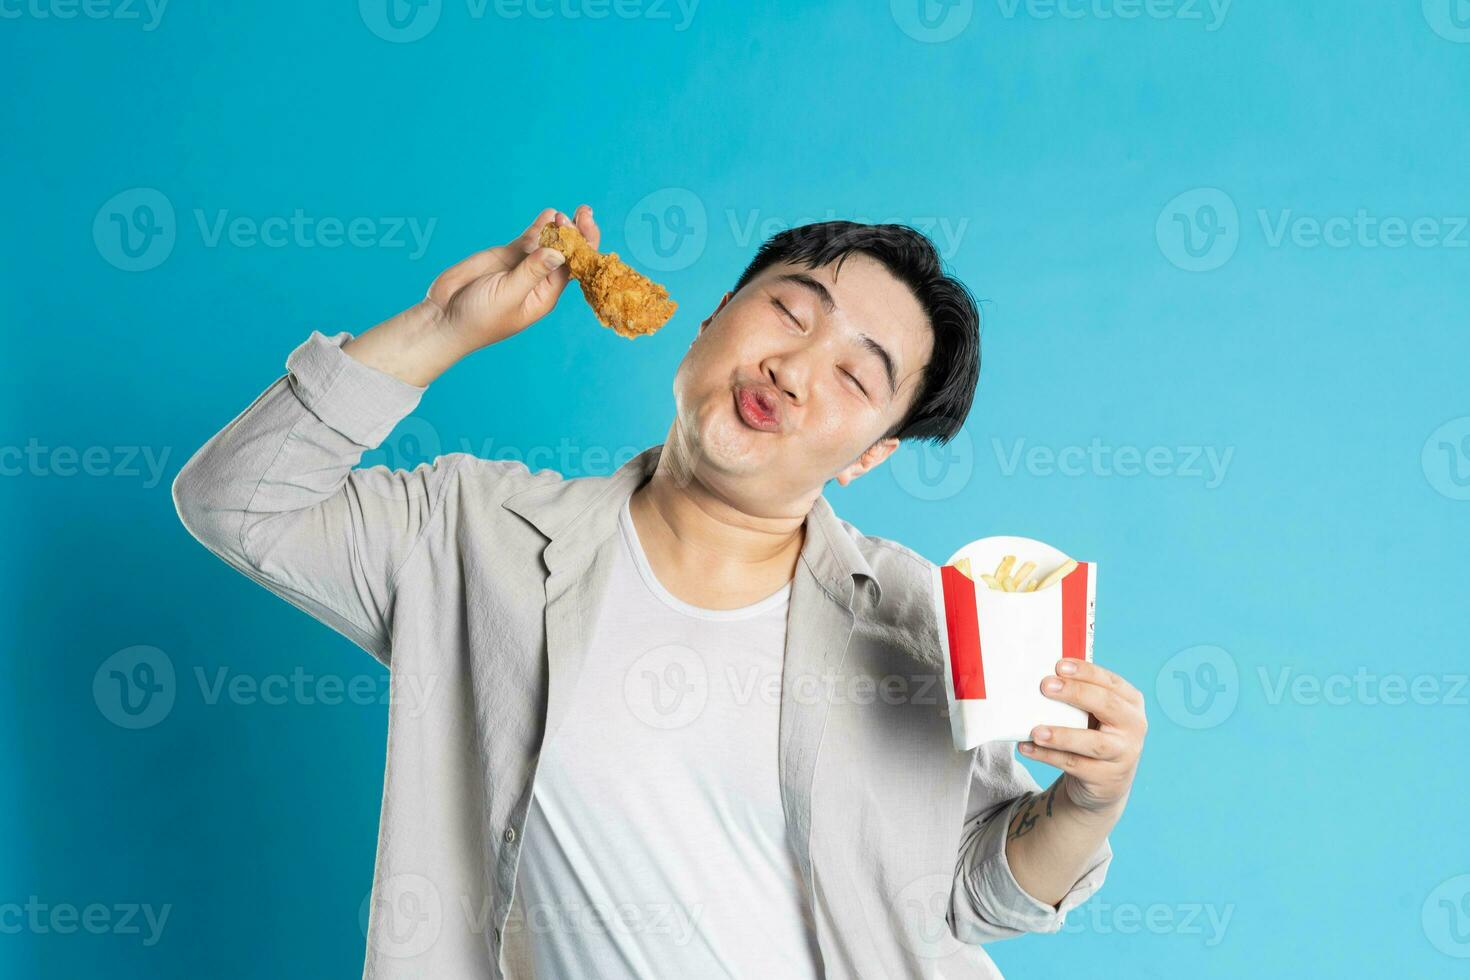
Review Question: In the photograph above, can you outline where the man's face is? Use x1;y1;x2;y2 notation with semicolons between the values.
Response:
669;252;935;512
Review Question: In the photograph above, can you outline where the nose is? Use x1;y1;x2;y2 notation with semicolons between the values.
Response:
765;358;805;407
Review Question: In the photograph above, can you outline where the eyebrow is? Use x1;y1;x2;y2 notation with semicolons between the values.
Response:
772;273;899;399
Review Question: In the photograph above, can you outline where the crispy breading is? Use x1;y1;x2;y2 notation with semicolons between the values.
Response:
538;222;677;338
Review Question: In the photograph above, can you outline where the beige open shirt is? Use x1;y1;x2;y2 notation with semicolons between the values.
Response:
171;329;1112;978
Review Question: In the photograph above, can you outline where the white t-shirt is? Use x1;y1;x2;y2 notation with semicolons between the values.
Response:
512;495;823;978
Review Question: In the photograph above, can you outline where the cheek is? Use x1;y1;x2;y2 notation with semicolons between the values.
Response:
686;319;753;384
804;402;857;446
672;342;728;417
680;347;722;401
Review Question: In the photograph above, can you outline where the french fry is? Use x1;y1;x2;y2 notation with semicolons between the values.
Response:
965;554;1073;593
993;555;1016;584
1036;558;1078;591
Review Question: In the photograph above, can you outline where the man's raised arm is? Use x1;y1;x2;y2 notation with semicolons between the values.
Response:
170;205;597;663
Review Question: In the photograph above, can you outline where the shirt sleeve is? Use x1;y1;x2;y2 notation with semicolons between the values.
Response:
171;328;469;665
948;740;1113;943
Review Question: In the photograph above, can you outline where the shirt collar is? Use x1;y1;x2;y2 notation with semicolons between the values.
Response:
501;443;882;608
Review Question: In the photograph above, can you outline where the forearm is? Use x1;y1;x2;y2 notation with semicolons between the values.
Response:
341;299;474;387
1003;775;1122;909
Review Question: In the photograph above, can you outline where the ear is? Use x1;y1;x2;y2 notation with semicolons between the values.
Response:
832;437;900;487
697;291;734;337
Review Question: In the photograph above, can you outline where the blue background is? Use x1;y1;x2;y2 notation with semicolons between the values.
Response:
4;1;1469;976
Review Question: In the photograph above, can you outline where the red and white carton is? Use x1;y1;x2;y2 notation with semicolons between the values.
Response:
931;535;1097;751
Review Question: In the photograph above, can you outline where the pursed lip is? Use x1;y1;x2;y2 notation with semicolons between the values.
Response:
734;383;783;432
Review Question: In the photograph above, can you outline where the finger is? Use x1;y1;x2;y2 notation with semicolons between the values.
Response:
1017;740;1107;777
1056;659;1144;706
511;207;559;255
434;208;556;290
540;211;577;288
504;245;567;303
1029;723;1125;762
574;203;601;250
1041;674;1144;731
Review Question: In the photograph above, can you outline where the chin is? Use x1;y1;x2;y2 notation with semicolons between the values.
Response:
699;420;761;471
683;403;767;475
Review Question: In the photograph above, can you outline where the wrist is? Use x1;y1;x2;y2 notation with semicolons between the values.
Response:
342;300;472;388
1060;776;1127;828
404;297;469;359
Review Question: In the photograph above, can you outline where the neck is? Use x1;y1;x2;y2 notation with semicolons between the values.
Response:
629;446;810;601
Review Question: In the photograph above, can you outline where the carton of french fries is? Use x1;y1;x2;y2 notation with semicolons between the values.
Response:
930;535;1097;751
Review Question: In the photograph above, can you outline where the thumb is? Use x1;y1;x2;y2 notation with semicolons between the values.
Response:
504;246;566;302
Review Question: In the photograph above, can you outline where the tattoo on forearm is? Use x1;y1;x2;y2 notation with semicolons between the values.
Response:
1006;782;1061;841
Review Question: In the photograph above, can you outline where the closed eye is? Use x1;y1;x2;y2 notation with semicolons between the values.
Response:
773;296;867;398
772;296;800;326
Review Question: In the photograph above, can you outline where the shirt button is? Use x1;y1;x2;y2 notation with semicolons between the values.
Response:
504;826;516;843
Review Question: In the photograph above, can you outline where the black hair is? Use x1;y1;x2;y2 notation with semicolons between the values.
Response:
731;220;981;447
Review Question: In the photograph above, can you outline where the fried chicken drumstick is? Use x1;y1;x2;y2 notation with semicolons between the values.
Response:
538;221;677;338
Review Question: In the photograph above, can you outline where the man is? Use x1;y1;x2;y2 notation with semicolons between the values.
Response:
172;205;1147;979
